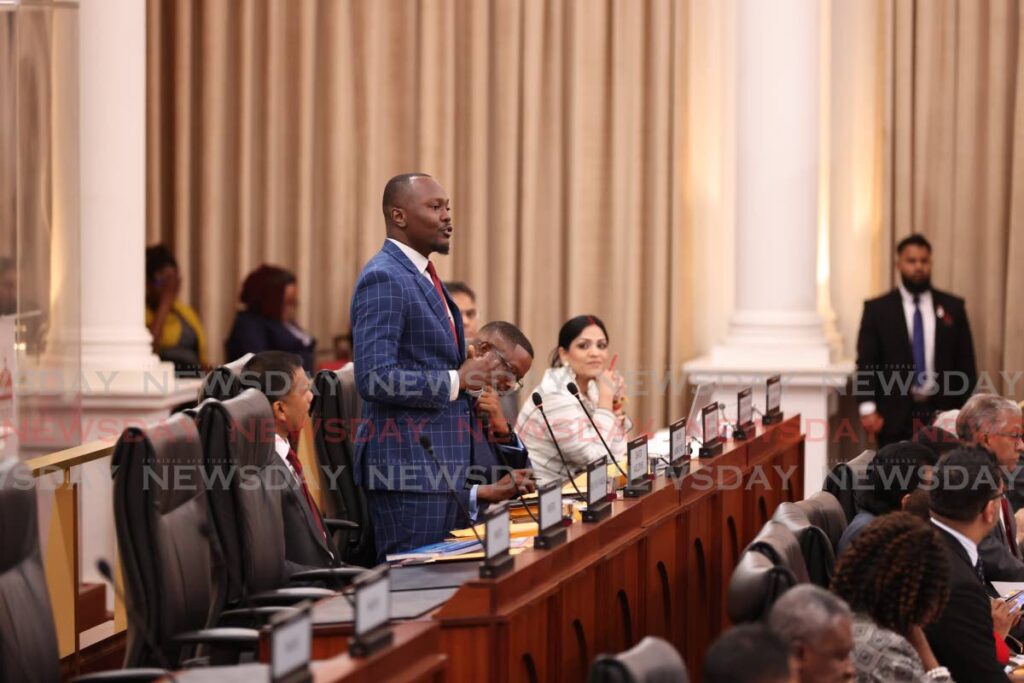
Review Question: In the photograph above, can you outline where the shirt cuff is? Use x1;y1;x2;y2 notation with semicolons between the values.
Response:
858;401;877;417
468;485;479;522
448;370;460;401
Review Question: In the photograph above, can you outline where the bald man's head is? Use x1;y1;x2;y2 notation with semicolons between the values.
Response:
382;173;431;222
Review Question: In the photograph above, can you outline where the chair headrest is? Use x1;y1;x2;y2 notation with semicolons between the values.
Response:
796;490;848;548
846;449;876;477
198;353;255;402
727;548;797;623
199;388;277;469
0;458;37;573
137;413;205;514
748;520;810;584
588;636;688;683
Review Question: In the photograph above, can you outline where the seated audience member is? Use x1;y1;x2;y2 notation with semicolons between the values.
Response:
446;279;521;424
955;394;1024;580
836;442;932;555
769;585;855;683
469;321;534;470
831;512;953;682
913;426;960;465
444;281;479;340
145;244;208;376
516;314;630;486
705;623;797;683
240;350;338;569
226;264;316;372
317;333;352;372
925;447;1018;682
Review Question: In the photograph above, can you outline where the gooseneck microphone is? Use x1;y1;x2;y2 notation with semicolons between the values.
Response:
96;559;180;681
566;382;628;479
531;392;586;499
480;411;539;525
419;435;485;547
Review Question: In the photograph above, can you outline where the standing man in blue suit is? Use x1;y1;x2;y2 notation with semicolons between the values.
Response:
351;173;536;558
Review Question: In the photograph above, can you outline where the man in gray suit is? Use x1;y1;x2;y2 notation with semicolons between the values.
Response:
957;393;1024;582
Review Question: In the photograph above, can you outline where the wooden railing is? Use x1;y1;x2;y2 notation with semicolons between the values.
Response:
26;438;124;662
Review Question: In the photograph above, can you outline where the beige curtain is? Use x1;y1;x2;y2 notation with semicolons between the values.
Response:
887;0;1024;395
146;0;692;430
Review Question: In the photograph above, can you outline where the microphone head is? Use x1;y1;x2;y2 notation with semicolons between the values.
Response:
532;392;543;407
96;559;113;580
566;382;580;397
419;435;432;450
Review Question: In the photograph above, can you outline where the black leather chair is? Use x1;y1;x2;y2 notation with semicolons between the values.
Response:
771;502;836;586
309;366;375;567
794;490;848;556
110;413;271;669
726;547;798;624
727;520;807;623
197;389;359;611
0;457;62;683
588;636;688;683
197;353;253;403
822;449;876;523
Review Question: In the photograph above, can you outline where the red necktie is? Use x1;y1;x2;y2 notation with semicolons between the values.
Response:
1002;497;1019;557
425;261;458;344
286;448;327;541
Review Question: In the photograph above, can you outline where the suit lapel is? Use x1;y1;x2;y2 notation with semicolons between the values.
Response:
382;241;463;364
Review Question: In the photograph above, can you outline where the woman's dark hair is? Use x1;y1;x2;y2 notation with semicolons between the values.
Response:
239;264;296;321
145;244;178;282
831;512;950;636
549;314;608;368
856;441;933;516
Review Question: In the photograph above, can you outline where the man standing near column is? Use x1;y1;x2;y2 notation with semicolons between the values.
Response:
351;173;534;559
856;235;977;445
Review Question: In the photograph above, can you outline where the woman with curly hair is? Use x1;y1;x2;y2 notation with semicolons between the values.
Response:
831;512;954;682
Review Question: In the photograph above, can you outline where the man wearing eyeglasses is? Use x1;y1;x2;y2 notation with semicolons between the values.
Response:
956;394;1024;582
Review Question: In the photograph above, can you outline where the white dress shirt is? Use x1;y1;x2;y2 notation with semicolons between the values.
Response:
859;284;936;417
931;517;979;568
386;238;460;401
516;366;630;487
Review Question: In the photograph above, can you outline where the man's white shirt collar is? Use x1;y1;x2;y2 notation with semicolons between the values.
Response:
388;238;430;276
931;517;979;567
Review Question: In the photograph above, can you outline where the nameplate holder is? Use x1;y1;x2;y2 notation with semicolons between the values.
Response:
582;459;611;522
624;436;652;497
733;387;755;441
480;502;514;579
348;565;393;658
269;601;313;683
762;374;784;425
667;418;690;479
699;402;724;458
534;480;567;549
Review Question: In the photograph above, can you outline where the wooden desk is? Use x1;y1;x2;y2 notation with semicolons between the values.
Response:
313;621;446;683
308;416;804;683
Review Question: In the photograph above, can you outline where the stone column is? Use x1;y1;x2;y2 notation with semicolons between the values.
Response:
685;0;852;492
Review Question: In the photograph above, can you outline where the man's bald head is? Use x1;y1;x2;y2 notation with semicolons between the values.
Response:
382;173;431;223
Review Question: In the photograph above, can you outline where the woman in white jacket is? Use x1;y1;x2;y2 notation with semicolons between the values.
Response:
516;315;631;486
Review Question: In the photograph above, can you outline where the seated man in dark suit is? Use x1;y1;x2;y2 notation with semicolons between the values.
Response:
926;447;1019;682
957;395;1024;581
241;350;339;569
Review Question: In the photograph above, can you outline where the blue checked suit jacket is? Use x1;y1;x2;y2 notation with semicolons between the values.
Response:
350;240;527;505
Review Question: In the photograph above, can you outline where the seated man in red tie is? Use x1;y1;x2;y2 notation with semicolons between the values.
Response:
241;350;339;570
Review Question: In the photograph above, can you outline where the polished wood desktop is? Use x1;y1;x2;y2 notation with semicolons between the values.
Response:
310;416;804;683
